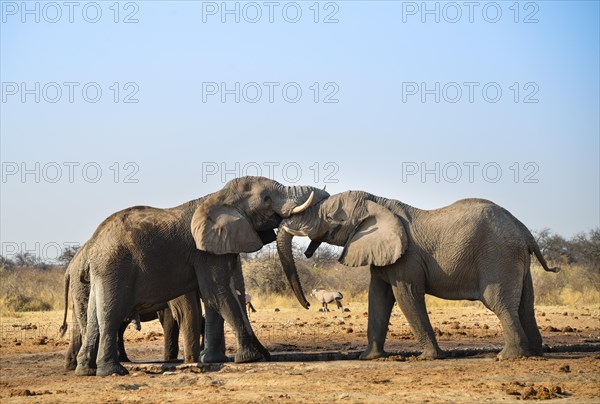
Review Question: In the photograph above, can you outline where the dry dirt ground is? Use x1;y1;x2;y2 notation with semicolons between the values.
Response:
1;303;599;403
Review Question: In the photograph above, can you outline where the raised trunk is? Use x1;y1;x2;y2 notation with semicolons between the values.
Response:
276;228;310;309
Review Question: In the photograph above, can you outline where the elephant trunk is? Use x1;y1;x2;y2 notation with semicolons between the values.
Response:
276;227;310;309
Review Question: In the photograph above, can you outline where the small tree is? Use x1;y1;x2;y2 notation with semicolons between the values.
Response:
58;245;80;267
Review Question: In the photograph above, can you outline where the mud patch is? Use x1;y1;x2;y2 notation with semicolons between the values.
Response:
503;382;567;400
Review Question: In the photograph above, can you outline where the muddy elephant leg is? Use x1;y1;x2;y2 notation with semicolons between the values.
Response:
158;308;180;361
360;271;395;360
391;279;444;359
117;321;131;362
483;283;529;360
195;253;263;364
75;286;98;376
65;309;81;370
519;272;543;356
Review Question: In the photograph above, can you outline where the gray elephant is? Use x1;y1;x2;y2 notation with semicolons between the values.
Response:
277;191;559;360
60;245;204;369
72;176;328;376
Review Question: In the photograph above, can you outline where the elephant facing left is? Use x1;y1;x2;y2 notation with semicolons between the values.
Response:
69;176;329;376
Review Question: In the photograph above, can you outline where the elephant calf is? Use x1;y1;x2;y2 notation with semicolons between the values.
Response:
311;289;344;312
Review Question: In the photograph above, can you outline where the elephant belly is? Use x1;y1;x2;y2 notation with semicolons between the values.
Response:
425;276;481;301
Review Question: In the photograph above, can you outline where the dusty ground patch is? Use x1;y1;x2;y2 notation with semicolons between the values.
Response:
1;304;599;403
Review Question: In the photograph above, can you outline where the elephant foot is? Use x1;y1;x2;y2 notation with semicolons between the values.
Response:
74;364;96;376
528;344;544;357
119;355;131;363
234;346;264;364
359;349;387;360
96;362;129;376
65;358;77;371
183;355;198;364
497;345;528;360
200;348;229;364
418;348;446;360
253;336;271;361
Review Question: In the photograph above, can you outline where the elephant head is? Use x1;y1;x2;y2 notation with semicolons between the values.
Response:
277;191;408;308
191;176;330;307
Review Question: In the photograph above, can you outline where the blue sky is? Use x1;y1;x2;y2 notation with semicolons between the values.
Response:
1;1;598;261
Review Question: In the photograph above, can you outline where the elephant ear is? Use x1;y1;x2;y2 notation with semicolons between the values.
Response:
339;201;407;267
191;203;263;255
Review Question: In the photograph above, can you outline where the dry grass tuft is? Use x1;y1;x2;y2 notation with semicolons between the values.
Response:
0;266;65;316
0;260;595;315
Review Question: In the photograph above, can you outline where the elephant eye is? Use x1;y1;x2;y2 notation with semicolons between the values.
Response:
263;195;272;204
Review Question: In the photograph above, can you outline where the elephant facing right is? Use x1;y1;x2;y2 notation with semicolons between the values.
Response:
277;191;560;360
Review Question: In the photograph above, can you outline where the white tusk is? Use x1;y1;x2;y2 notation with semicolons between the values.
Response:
282;225;308;237
291;191;314;214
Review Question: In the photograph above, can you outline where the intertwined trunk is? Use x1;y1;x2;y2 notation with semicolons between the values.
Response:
276;228;310;309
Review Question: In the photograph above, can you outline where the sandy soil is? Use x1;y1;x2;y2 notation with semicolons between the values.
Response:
1;304;599;403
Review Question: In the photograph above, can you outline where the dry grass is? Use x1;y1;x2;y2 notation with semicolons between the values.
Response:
0;266;65;316
0;261;596;315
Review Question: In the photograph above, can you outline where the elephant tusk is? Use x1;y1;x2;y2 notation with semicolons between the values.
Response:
281;225;308;237
291;191;314;214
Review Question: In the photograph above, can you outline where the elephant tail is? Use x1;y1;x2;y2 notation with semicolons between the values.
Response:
59;270;70;338
504;206;560;273
531;241;560;273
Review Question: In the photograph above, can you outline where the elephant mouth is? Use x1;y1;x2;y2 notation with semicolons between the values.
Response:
256;213;282;231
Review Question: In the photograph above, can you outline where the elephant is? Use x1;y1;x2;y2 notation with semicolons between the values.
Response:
69;176;328;376
118;291;204;363
60;245;204;369
276;191;559;360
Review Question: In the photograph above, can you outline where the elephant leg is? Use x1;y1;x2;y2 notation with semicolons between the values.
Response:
75;286;99;376
232;260;270;361
195;253;263;364
391;280;444;359
117;321;131;362
170;291;201;363
65;309;81;370
360;273;395;360
94;281;130;376
483;284;529;359
199;308;205;352
158;308;180;361
200;306;228;363
519;272;543;356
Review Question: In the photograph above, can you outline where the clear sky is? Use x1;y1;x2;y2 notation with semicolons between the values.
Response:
1;1;598;262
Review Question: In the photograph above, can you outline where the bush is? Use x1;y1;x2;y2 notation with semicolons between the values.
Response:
0;266;65;315
242;243;369;301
